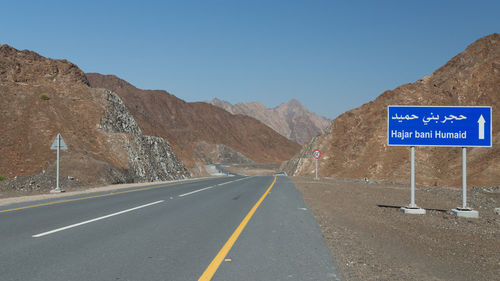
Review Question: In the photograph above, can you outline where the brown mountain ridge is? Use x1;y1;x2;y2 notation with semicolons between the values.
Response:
283;33;500;188
86;73;301;173
0;44;190;192
0;43;300;193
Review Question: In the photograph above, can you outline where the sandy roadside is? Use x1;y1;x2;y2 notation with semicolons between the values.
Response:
292;176;499;281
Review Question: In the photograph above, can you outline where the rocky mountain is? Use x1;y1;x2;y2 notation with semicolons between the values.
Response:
208;98;330;145
86;73;301;174
0;44;189;192
283;33;500;188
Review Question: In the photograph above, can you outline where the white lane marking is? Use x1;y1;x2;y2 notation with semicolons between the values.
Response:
178;177;251;197
217;177;248;186
32;200;164;238
178;185;217;197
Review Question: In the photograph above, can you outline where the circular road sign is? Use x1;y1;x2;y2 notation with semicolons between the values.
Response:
312;149;321;159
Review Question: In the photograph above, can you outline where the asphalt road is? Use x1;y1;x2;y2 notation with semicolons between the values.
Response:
0;176;339;281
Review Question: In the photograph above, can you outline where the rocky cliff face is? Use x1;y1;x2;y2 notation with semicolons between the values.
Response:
283;34;500;188
0;44;189;192
86;73;301;175
99;90;190;182
208;98;330;145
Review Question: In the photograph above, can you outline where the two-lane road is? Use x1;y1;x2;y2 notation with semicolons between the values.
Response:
0;176;339;281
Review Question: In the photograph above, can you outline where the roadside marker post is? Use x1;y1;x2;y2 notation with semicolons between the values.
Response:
312;149;321;180
50;133;68;193
388;106;492;217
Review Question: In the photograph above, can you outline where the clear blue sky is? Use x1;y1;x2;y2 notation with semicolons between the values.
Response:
2;0;498;118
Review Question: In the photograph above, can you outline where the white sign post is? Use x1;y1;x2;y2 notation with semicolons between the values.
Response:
50;133;67;193
312;149;321;180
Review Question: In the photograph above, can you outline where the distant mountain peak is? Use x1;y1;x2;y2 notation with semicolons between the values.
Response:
207;98;330;144
287;98;302;107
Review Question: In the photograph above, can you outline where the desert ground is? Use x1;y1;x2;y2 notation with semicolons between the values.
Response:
292;176;499;281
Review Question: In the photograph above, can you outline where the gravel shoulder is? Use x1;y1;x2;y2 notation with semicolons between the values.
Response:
291;176;500;281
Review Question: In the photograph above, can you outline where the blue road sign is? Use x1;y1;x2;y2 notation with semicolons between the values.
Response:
388;106;492;147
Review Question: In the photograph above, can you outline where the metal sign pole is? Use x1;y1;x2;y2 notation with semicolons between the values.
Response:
451;146;477;217
462;147;467;209
410;146;416;208
312;149;321;181
50;133;66;193
50;134;68;193
400;145;425;214
451;146;478;217
315;158;318;180
56;134;60;190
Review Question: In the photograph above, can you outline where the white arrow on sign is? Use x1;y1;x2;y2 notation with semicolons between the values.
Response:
478;115;485;140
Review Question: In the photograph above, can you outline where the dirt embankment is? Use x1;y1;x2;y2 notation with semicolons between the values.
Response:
292;177;499;281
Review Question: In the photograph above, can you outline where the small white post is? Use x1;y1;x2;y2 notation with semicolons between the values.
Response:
462;147;467;209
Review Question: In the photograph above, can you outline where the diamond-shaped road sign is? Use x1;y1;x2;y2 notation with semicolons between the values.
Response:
50;133;68;150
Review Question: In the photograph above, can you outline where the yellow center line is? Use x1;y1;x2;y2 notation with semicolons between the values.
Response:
198;176;277;281
0;179;206;214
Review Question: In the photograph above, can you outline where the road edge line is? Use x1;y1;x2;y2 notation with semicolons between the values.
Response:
198;176;277;281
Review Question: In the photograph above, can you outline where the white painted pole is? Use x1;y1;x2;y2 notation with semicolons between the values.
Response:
462;147;467;209
315;158;318;180
410;146;416;208
56;134;60;190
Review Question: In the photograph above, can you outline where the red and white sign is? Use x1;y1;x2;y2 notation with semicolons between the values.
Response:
312;149;321;159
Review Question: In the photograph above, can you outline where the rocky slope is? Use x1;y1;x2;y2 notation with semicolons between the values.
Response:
99;90;189;182
0;44;189;192
283;33;500;188
208;98;330;145
86;73;301;174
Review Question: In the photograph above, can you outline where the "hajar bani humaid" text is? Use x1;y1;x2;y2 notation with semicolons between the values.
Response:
391;130;467;140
